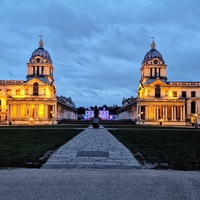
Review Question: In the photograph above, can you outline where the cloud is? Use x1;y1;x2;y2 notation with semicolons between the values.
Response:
0;0;200;107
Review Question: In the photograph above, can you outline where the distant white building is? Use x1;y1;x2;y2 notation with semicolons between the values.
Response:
85;108;109;120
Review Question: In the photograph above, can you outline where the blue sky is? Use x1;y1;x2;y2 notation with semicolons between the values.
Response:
0;0;200;107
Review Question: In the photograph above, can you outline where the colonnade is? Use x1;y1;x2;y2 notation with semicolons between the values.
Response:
7;103;57;120
137;105;186;121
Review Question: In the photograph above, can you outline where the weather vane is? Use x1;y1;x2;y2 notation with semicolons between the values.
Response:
151;36;156;49
38;35;44;48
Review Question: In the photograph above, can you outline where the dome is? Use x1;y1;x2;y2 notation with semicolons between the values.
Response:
143;39;165;63
29;37;52;63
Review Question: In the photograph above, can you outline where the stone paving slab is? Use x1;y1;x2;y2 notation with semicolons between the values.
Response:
42;125;142;169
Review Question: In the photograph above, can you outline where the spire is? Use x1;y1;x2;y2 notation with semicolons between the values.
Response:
151;36;156;50
39;35;44;48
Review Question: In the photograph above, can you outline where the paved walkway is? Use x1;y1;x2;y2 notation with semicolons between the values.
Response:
42;126;141;169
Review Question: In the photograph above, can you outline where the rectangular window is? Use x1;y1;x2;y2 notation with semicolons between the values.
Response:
37;66;39;75
182;91;186;97
173;91;177;97
6;89;11;95
191;91;196;97
16;89;20;95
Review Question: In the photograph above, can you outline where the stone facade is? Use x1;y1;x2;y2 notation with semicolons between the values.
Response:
0;37;77;125
117;39;200;126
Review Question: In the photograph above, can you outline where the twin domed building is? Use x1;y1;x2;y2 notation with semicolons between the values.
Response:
117;38;200;126
0;37;77;125
1;37;199;126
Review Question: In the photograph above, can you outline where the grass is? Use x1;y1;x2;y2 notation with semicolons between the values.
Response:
0;127;83;168
1;124;200;171
110;127;200;171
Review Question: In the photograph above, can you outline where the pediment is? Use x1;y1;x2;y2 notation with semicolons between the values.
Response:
23;78;47;86
147;79;169;87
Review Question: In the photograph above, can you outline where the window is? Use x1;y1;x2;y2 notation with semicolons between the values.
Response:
173;91;177;97
155;84;160;97
191;91;196;97
25;89;28;95
0;89;2;95
37;66;39;75
6;89;11;96
150;68;152;77
182;91;186;97
33;82;39;95
191;101;196;113
16;90;20;95
154;60;158;64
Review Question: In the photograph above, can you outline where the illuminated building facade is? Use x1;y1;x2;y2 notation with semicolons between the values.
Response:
117;39;200;126
85;108;109;120
0;37;77;125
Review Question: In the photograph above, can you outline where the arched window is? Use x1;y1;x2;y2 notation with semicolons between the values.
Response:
155;84;160;97
33;82;39;95
191;101;196;113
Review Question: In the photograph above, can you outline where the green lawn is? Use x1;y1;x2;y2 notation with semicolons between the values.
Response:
0;127;83;168
1;125;200;171
110;128;200;171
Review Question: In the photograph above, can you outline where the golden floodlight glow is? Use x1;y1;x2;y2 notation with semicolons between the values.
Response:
38;104;45;118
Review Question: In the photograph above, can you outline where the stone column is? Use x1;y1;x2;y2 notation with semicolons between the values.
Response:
180;106;183;120
174;106;176;120
45;105;48;119
17;104;19;119
162;106;165;119
8;104;11;119
156;107;159;119
171;106;174;120
138;106;141;116
183;105;185;120
34;105;37;119
35;105;38;119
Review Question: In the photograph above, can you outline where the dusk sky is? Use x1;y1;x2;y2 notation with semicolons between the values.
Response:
0;0;200;108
